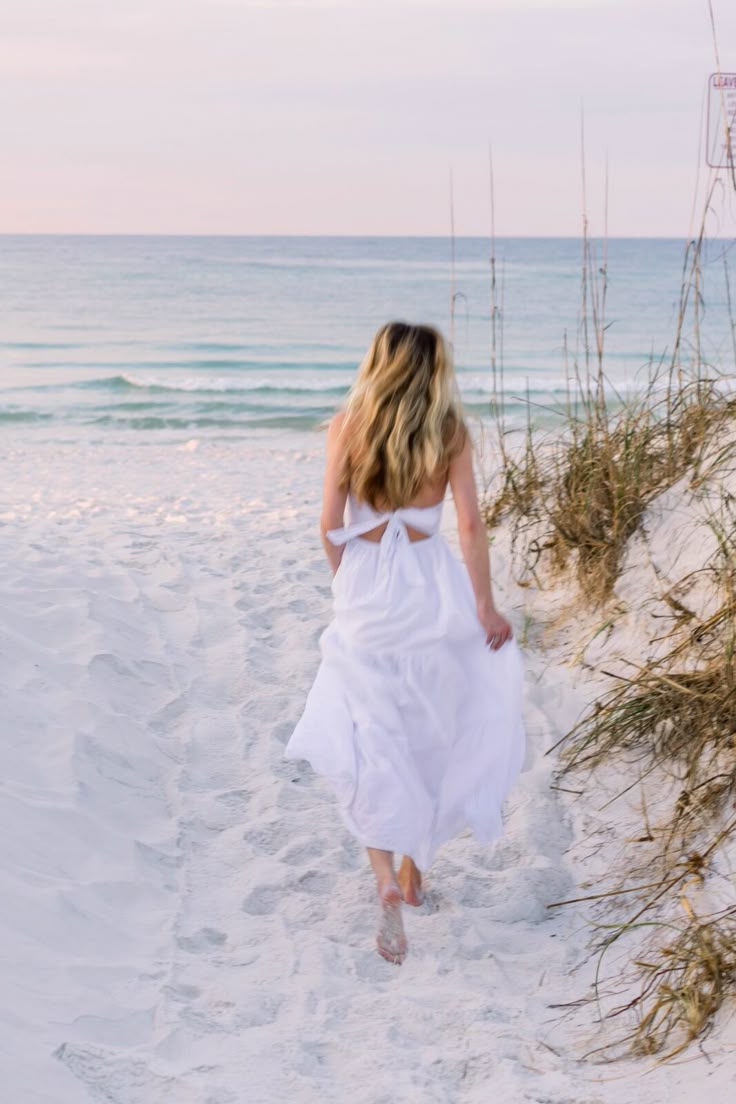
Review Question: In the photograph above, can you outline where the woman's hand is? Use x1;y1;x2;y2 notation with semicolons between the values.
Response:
477;603;513;650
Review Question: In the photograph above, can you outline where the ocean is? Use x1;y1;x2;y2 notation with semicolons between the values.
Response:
1;234;733;443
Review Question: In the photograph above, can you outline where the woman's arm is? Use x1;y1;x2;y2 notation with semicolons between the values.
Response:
448;433;512;650
319;412;349;575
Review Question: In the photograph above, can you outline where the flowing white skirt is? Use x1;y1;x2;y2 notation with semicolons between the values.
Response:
284;531;525;870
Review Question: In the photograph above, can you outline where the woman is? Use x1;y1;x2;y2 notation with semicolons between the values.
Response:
284;321;525;965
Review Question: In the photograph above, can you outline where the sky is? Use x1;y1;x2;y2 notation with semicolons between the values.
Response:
1;0;735;236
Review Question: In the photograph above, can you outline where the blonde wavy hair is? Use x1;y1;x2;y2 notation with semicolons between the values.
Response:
340;321;467;509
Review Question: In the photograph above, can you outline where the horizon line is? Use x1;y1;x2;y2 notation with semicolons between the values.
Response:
0;231;718;241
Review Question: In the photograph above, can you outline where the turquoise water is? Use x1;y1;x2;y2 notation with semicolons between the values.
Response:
1;235;733;441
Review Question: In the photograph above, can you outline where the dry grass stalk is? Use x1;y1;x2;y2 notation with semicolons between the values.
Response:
575;904;736;1062
627;906;736;1058
487;371;736;601
547;503;736;1059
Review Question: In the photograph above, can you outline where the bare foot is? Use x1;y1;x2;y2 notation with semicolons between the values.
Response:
397;856;424;907
376;879;408;965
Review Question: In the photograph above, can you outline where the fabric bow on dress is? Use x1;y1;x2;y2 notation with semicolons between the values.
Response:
327;510;433;588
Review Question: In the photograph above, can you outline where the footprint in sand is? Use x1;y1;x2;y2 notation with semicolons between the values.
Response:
162;983;201;1002
294;869;334;895
279;838;329;865
54;1043;172;1101
241;823;281;854
276;780;314;811
457;875;499;909
242;886;281;915
284;894;330;926
176;927;227;953
213;788;251;811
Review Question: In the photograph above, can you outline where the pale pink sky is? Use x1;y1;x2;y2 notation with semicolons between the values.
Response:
2;0;735;236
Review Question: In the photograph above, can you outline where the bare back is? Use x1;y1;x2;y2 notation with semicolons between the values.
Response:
320;411;481;551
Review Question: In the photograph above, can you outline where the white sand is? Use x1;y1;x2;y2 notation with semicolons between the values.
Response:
1;430;734;1103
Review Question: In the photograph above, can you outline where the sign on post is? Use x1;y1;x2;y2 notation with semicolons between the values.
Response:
706;73;736;169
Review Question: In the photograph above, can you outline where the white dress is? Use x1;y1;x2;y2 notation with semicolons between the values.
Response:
284;492;525;871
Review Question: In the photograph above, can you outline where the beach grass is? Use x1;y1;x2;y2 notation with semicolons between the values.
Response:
483;242;736;602
482;120;736;1058
531;408;736;1065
